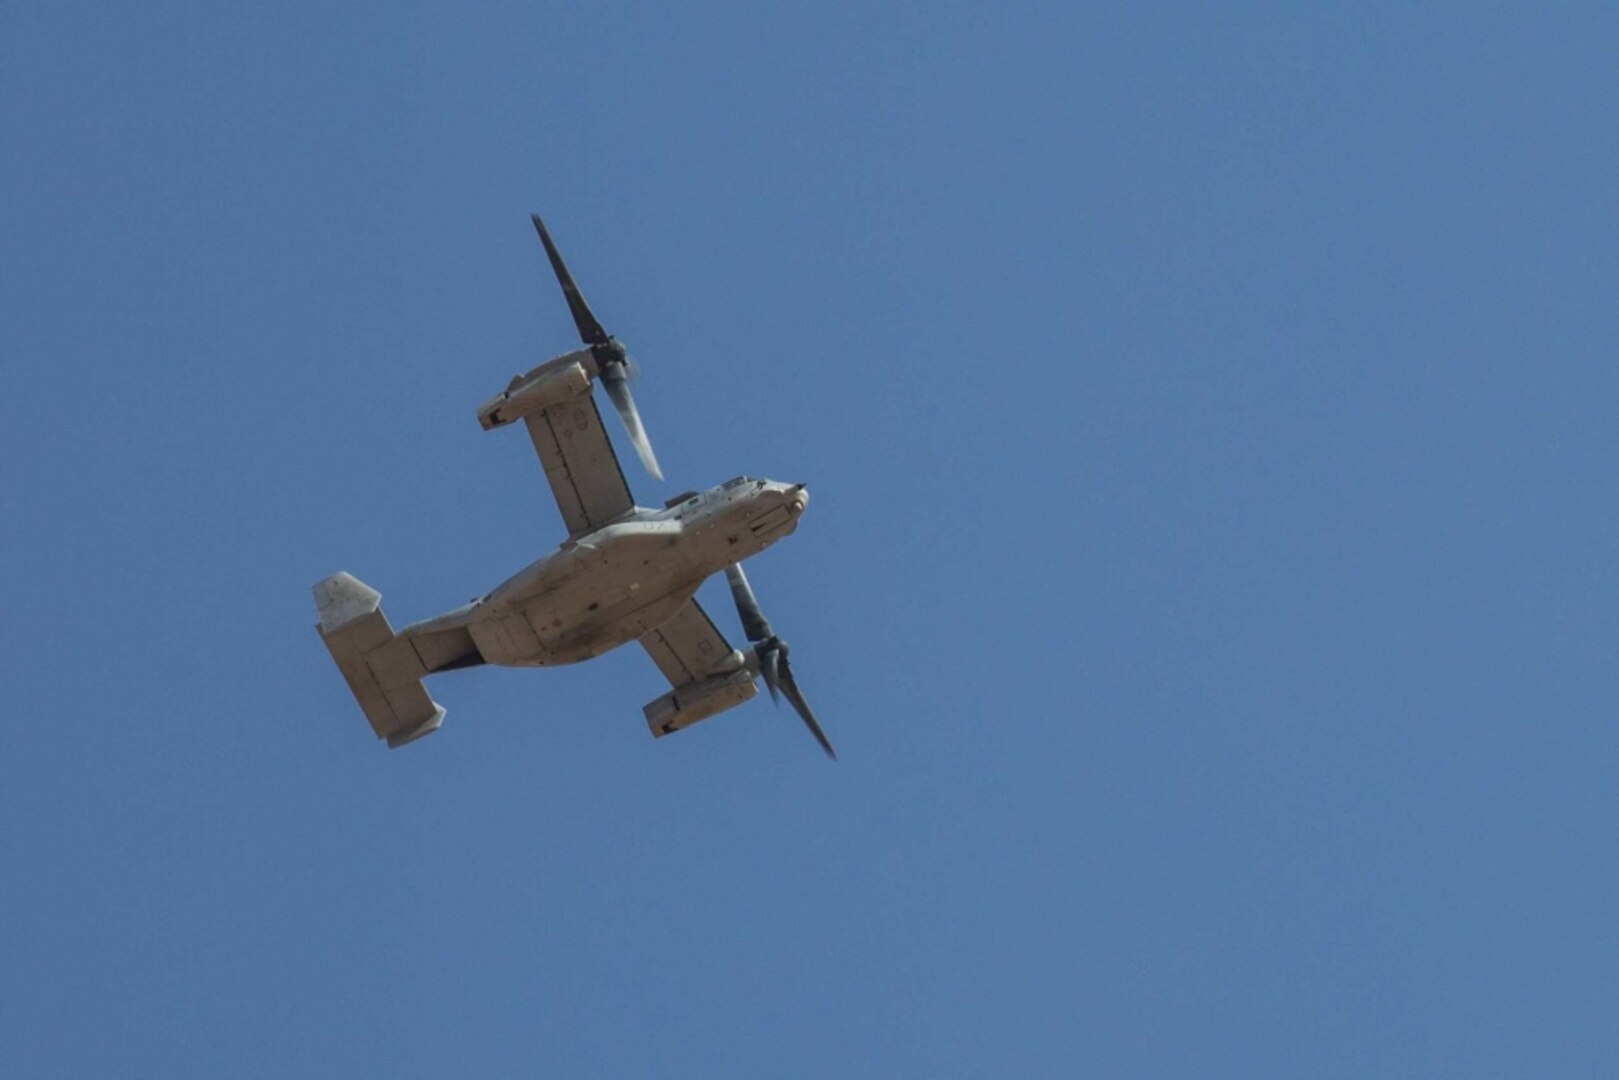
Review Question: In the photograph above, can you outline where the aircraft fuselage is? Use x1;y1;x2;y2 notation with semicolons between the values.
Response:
402;477;808;668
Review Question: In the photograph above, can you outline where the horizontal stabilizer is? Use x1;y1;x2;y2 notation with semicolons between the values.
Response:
314;572;446;748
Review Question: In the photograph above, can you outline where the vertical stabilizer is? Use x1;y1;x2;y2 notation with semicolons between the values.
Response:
314;573;445;748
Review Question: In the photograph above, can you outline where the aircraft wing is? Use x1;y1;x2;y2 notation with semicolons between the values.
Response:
478;353;634;536
520;391;633;535
639;597;737;687
638;596;760;738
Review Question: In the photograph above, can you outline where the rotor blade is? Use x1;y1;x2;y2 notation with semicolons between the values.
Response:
760;646;781;704
778;656;837;761
530;214;609;346
724;564;774;643
598;366;663;480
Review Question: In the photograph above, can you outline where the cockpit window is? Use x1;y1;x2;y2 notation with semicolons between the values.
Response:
663;490;700;509
721;476;754;490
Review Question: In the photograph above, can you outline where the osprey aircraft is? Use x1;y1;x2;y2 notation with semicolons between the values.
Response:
313;216;833;758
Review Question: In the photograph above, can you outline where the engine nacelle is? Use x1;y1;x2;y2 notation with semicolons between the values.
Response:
643;666;759;738
477;350;595;430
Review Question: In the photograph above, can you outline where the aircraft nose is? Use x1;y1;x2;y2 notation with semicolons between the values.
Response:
790;483;809;513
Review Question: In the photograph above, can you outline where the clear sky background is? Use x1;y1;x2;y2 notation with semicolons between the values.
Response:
3;3;1617;1076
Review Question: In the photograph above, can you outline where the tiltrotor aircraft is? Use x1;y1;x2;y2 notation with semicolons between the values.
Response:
313;215;833;758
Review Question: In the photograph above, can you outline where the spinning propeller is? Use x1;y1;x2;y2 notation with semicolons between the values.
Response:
725;563;837;760
531;214;663;481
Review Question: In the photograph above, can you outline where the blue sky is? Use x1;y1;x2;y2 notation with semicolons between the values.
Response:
4;3;1617;1076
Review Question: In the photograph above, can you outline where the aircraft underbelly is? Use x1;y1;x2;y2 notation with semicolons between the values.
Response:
469;521;707;667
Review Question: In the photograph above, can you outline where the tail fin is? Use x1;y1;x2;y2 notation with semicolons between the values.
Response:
314;573;445;748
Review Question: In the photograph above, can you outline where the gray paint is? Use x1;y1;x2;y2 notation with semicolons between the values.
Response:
314;353;809;748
